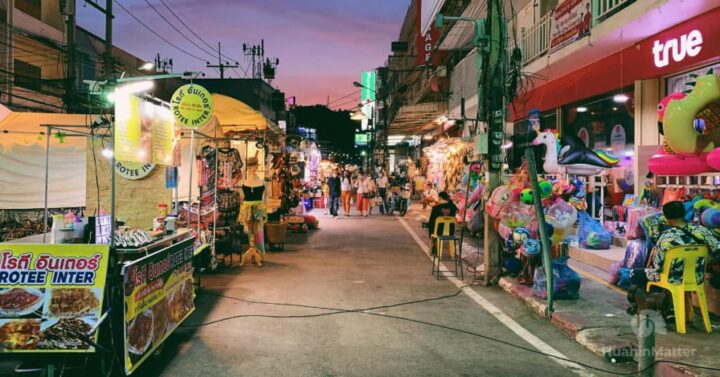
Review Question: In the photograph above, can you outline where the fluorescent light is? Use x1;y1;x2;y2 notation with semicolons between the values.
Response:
139;62;154;71
118;80;154;94
613;93;629;103
576;107;588;112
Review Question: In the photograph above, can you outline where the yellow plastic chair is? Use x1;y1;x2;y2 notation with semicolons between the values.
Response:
431;216;462;279
646;245;712;334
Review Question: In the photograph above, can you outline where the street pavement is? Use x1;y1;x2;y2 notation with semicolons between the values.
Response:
131;205;632;377
0;205;635;376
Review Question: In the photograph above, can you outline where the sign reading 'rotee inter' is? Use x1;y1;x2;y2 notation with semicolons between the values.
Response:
170;84;213;128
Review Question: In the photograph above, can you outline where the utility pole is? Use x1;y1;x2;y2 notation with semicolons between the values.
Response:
207;42;239;93
243;40;264;79
84;0;114;78
437;0;508;286
63;0;76;112
155;53;173;73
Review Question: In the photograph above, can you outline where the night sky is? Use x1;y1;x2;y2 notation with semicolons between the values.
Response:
77;0;408;107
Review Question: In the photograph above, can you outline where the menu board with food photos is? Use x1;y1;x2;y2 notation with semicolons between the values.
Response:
0;244;109;352
121;237;195;374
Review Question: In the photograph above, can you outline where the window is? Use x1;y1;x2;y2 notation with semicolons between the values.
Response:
15;0;41;20
14;59;41;92
562;88;635;197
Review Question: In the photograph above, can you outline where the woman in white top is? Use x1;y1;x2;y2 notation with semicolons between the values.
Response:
340;170;353;216
359;175;376;217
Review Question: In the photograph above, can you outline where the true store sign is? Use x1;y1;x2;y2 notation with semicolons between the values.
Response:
641;8;719;76
652;29;703;68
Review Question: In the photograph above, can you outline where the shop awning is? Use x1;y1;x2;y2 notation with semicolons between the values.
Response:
210;93;267;134
0;106;94;209
388;102;447;136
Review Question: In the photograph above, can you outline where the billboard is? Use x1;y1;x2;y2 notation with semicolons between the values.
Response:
0;244;110;352
355;133;370;146
361;71;376;104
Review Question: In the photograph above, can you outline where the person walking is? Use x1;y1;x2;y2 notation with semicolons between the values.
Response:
359;174;375;217
326;170;341;218
376;171;389;214
355;172;365;213
340;170;353;216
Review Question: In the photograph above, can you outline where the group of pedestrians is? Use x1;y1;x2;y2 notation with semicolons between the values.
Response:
323;169;399;218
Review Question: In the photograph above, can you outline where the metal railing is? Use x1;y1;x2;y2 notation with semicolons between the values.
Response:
594;0;633;24
520;12;551;65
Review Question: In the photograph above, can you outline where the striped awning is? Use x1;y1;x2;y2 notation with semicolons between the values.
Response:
388;102;447;136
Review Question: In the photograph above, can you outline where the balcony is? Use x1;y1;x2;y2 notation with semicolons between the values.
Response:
520;12;551;65
517;0;635;66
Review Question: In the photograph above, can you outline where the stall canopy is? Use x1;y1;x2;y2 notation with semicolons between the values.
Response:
210;93;280;134
388;102;448;136
0;108;95;209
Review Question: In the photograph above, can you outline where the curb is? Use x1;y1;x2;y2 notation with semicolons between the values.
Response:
497;277;709;377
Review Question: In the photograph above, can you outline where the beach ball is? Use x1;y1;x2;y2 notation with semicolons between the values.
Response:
520;188;534;205
538;180;553;199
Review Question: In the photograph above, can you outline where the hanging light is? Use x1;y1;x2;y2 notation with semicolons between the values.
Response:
350;109;367;120
576;106;588;113
613;93;629;103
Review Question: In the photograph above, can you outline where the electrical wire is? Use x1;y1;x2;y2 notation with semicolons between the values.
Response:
327;89;362;105
180;288;720;376
157;0;241;64
113;0;208;63
143;0;217;60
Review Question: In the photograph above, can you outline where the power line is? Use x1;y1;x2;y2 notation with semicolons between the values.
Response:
143;0;216;60
157;0;240;63
113;0;207;63
328;89;361;105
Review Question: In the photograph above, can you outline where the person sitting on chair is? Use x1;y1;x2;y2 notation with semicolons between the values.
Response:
428;191;458;244
627;201;720;317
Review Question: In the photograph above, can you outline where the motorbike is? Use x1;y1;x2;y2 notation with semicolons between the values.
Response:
384;185;410;216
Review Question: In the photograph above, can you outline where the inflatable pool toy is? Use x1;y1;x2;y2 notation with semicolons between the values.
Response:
533;129;619;176
538;180;553;199
701;208;720;229
520;188;534;205
663;73;720;156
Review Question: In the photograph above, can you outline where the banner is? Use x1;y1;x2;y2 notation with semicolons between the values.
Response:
550;0;591;52
115;95;145;163
0;244;110;352
149;103;175;166
122;237;195;374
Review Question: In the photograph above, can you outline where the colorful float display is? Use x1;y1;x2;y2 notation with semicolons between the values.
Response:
532;127;620;176
649;72;720;175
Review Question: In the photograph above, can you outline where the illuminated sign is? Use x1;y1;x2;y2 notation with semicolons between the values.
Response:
652;30;703;68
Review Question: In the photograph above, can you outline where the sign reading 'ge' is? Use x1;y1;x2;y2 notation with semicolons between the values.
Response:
170;84;214;129
652;29;703;68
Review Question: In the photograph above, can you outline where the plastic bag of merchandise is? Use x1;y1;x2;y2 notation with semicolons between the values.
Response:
623;239;648;269
468;208;483;234
626;207;658;239
486;186;511;218
577;212;611;249
500;202;534;229
533;256;581;300
616;267;634;290
545;199;578;231
608;261;622;284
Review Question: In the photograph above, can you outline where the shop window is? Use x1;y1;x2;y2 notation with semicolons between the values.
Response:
14;59;41;92
510;110;557;172
562;88;635;200
15;0;41;20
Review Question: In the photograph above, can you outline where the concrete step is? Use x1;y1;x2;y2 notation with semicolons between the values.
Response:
568;244;625;273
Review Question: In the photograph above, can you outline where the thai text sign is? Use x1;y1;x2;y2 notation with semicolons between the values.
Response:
171;84;213;129
550;0;591;51
122;237;195;374
0;244;109;352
